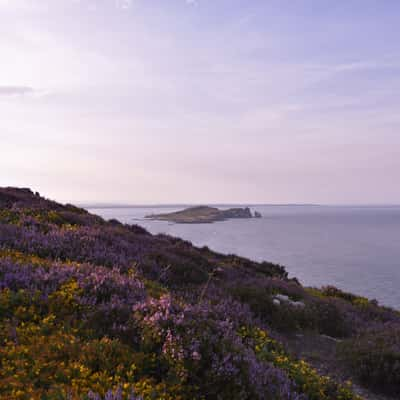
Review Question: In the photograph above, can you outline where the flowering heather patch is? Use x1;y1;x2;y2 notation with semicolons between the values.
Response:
0;188;397;398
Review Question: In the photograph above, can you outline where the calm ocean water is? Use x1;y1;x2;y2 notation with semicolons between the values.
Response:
89;205;400;309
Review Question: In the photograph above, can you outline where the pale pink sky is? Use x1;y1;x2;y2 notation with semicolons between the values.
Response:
1;0;400;204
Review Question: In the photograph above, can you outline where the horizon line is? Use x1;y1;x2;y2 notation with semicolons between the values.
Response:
79;202;400;209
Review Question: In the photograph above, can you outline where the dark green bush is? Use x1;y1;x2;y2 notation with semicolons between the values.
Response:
230;285;350;337
308;299;350;338
146;252;209;286
229;286;310;332
340;324;400;394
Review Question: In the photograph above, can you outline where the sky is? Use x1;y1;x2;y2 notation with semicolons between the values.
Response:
1;0;400;204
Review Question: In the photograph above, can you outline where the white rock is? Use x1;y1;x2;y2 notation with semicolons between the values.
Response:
273;294;305;308
275;294;290;302
273;298;281;306
321;334;342;343
291;301;305;308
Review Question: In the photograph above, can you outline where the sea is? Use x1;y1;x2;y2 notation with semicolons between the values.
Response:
88;205;400;310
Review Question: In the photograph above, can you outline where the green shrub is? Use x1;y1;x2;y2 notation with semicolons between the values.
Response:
230;285;350;337
340;324;400;394
229;286;309;332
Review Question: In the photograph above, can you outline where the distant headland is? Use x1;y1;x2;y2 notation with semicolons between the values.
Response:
145;205;262;223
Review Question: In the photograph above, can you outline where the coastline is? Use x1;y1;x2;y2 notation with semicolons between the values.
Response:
1;188;399;399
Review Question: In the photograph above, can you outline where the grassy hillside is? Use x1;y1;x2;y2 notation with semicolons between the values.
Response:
0;188;399;400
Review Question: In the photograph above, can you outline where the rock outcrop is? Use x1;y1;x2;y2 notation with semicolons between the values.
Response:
146;206;258;223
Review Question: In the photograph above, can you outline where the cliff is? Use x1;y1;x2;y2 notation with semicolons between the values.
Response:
0;187;398;400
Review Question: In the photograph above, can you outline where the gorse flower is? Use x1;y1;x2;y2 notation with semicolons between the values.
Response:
0;188;392;398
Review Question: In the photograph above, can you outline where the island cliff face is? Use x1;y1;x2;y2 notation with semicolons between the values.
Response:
0;187;398;400
146;205;259;223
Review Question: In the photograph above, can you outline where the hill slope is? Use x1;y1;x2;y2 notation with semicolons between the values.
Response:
0;188;399;400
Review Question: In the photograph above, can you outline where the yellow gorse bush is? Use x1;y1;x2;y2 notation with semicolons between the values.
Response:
0;269;187;400
238;326;361;400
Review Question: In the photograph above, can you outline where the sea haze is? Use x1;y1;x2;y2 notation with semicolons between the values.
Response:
89;205;400;309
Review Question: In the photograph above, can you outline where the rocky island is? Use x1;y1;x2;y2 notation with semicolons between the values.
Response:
145;205;261;223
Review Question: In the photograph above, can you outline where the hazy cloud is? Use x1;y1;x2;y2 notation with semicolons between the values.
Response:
115;0;133;9
0;86;35;96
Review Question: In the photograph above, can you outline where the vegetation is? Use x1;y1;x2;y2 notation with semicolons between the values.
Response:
340;323;400;393
145;205;256;223
0;188;399;399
